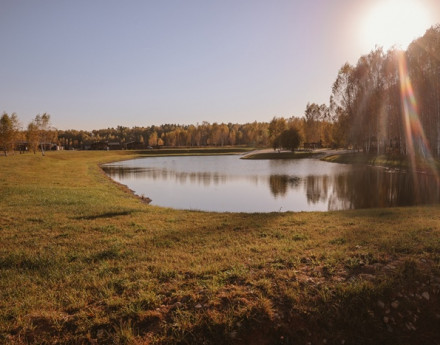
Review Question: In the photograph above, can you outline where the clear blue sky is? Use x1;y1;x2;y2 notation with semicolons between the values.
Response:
1;0;440;130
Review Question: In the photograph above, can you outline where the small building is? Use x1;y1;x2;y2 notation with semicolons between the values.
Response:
125;141;146;150
303;141;322;150
41;143;59;151
16;141;29;152
91;141;109;150
108;142;122;150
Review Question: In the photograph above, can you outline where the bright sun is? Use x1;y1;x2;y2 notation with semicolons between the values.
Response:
362;0;431;51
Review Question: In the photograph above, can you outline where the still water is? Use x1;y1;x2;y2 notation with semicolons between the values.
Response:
102;155;440;213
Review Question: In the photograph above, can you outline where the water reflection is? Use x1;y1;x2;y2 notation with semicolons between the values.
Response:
103;166;252;186
269;175;301;197
305;175;330;204
328;168;440;210
102;156;440;212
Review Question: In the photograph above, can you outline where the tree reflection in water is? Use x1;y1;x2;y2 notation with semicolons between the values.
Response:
329;168;440;210
268;175;301;197
305;175;330;204
102;161;440;212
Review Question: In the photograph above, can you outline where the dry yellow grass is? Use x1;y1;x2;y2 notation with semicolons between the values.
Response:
1;150;440;344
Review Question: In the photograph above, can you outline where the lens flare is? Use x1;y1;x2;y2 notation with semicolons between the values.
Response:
362;0;431;51
397;51;439;190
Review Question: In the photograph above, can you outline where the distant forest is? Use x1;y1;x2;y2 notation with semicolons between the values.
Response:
1;25;439;156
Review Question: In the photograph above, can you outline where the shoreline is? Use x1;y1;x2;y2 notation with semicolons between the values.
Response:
241;148;352;160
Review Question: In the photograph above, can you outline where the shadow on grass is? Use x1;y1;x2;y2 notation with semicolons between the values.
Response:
75;210;134;220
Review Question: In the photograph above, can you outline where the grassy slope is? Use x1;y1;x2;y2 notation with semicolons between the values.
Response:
322;153;408;167
322;152;440;172
1;151;440;344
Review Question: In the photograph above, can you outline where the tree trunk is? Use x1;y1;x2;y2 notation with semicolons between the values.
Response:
437;66;440;157
377;133;380;155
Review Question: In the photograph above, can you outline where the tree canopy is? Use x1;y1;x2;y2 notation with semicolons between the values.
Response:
330;25;440;157
280;127;302;152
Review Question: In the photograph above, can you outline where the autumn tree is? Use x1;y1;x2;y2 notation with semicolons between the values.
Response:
269;117;287;150
148;131;158;147
27;121;40;153
0;112;20;156
327;25;440;156
330;63;357;148
218;123;229;146
27;113;57;156
280;127;302;152
303;103;329;144
406;25;440;157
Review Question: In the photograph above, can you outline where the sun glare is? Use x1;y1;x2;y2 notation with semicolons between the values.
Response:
362;0;431;51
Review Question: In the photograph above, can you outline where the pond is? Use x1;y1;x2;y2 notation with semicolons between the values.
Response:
102;155;440;213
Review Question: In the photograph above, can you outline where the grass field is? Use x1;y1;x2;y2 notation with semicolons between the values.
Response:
1;150;440;344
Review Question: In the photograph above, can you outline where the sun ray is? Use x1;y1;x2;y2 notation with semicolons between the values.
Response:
397;51;439;193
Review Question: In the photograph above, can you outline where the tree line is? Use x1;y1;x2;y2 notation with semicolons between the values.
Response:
0;113;57;156
0;112;332;154
2;25;439;156
56;115;331;151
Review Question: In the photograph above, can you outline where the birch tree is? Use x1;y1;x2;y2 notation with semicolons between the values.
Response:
27;113;57;156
